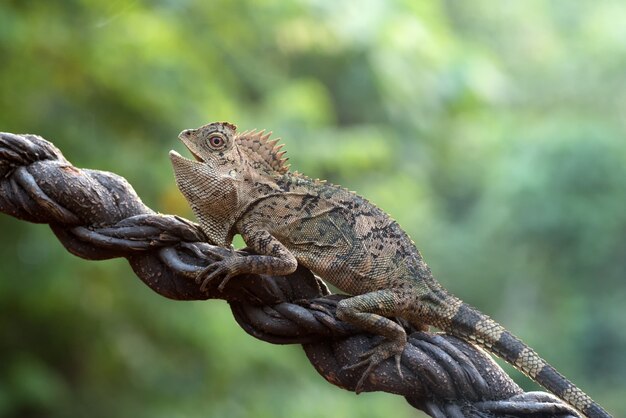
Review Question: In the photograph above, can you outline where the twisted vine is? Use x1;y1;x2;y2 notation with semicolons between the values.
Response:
0;132;579;418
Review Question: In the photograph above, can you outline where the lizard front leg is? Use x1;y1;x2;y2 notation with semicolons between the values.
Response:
336;290;407;393
197;229;298;291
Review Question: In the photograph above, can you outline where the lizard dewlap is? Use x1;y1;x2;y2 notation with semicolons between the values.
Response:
170;121;612;418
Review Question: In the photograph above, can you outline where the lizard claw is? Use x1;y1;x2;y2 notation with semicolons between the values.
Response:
196;261;234;292
342;340;405;394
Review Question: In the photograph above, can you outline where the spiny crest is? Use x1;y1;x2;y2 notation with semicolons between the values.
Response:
235;129;290;174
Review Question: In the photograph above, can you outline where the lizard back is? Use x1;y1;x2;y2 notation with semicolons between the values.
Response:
236;173;435;297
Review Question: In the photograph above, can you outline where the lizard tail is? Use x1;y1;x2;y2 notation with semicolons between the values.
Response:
429;294;612;418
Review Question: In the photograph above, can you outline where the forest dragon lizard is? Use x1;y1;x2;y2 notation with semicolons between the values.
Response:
169;121;611;418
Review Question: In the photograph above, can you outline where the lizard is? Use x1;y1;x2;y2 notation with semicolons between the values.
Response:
169;121;612;418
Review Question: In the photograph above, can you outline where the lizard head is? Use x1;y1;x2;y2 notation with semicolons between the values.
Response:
170;121;289;177
173;121;239;167
169;121;289;246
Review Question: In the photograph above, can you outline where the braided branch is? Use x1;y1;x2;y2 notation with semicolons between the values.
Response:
0;132;579;418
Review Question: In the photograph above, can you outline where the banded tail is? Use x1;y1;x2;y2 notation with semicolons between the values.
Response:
431;294;612;418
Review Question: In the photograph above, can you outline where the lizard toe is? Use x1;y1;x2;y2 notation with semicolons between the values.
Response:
195;266;212;285
394;352;403;380
197;262;229;291
216;272;235;292
353;361;377;394
343;339;405;393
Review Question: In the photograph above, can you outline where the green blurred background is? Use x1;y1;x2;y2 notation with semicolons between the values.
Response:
1;1;625;417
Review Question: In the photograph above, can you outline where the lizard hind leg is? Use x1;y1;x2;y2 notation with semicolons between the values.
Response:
336;290;408;394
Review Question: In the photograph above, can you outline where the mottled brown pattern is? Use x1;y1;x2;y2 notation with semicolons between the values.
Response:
170;122;611;418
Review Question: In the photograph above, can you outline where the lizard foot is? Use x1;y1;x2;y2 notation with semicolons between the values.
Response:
343;339;405;394
194;248;251;292
196;260;237;292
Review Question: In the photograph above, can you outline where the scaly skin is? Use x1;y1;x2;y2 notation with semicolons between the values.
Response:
170;122;611;418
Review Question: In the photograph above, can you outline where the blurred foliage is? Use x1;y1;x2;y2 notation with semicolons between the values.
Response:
1;1;625;417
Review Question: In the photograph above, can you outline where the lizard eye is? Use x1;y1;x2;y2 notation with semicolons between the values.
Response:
207;134;226;150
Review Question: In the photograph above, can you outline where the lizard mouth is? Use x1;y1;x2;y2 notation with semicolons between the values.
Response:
174;131;205;162
169;149;204;164
187;149;204;162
